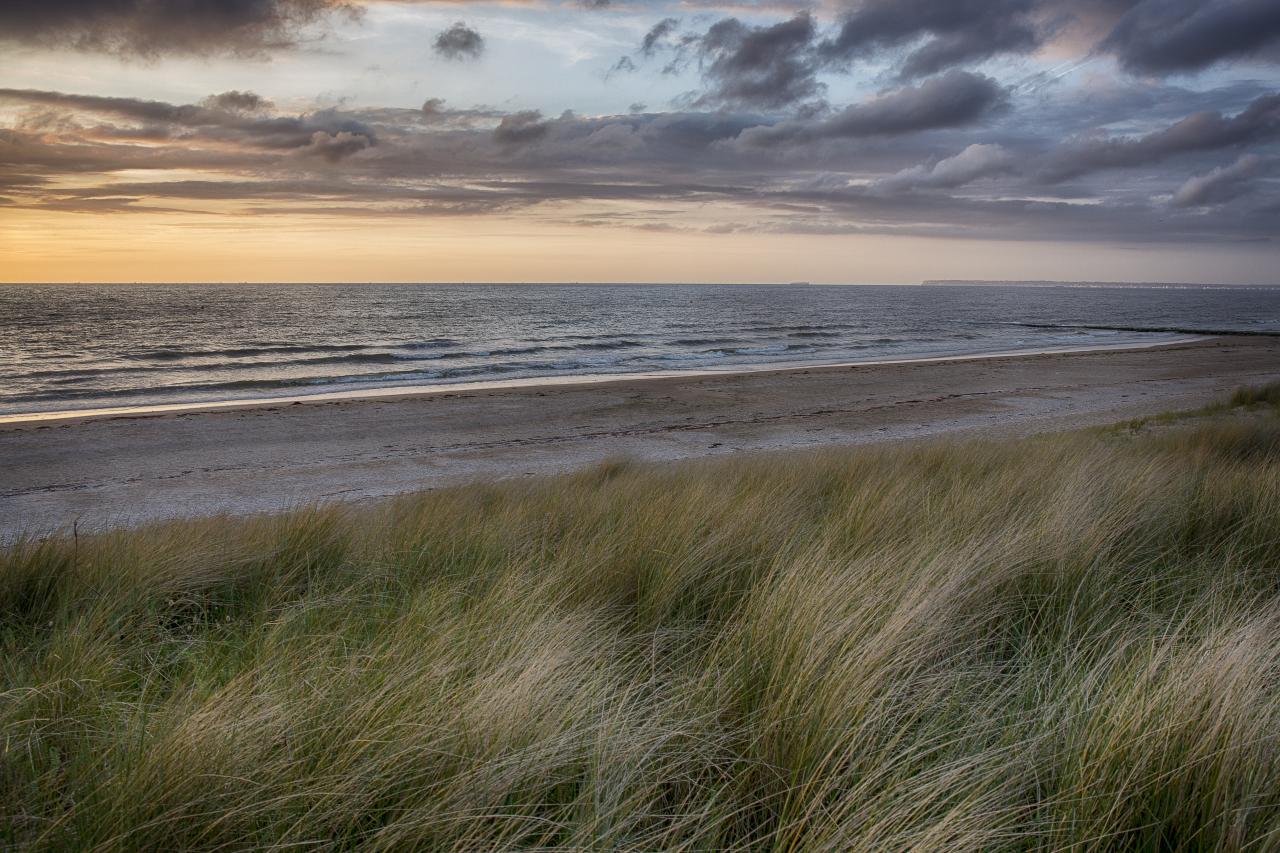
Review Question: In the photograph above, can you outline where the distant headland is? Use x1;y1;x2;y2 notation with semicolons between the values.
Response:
924;280;1278;289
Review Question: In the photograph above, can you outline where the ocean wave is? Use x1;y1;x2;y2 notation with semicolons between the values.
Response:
573;339;645;350
1008;322;1280;338
732;345;789;355
4;337;876;400
646;350;730;362
670;337;744;346
129;343;375;361
0;375;367;404
12;349;458;381
742;323;861;334
398;338;462;350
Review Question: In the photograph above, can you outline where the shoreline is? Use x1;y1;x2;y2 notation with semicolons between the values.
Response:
3;335;1277;540
0;335;1203;426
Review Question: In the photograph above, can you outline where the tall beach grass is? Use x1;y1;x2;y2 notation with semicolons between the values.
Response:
3;389;1280;850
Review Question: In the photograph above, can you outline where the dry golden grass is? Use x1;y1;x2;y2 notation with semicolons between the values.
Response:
2;388;1280;850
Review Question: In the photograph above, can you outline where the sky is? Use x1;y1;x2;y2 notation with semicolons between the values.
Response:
1;0;1278;284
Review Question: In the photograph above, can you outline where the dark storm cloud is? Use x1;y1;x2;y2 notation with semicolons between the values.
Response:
694;14;823;108
615;2;1061;112
0;88;377;159
302;130;374;161
493;110;552;145
0;0;356;56
822;71;1008;136
736;70;1007;146
820;0;1043;79
897;17;1041;79
3;80;1279;246
20;0;1278;84
614;14;822;108
809;0;1279;81
1040;92;1280;181
433;21;484;60
1101;0;1280;75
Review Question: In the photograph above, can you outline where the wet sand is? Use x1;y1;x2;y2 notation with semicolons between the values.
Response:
2;336;1277;539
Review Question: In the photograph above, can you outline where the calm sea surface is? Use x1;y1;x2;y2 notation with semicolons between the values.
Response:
1;284;1277;417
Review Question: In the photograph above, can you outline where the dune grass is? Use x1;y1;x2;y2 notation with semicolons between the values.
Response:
3;389;1280;850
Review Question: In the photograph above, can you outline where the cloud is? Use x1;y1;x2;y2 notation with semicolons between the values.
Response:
610;17;699;78
302;130;374;162
202;91;273;114
1040;92;1280;181
493;110;552;145
609;55;637;75
433;21;484;61
0;0;357;57
0;87;233;124
1101;0;1280;75
1172;153;1266;206
618;6;1036;110
821;0;1043;79
738;70;1008;146
693;14;823;109
823;71;1008;135
616;14;823;109
640;17;680;58
811;0;1280;81
610;19;675;74
875;143;1016;192
3;82;1279;247
419;98;504;126
0;87;377;158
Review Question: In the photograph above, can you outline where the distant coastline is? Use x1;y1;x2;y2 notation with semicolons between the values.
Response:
925;279;1279;289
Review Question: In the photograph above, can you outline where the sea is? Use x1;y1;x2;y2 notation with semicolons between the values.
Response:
2;283;1278;418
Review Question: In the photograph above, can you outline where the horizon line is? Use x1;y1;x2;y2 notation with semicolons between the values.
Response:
1;280;1277;288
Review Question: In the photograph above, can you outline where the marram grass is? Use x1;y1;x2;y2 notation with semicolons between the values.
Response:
3;390;1280;851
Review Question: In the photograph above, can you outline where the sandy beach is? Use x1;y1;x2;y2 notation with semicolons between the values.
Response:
2;335;1278;539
